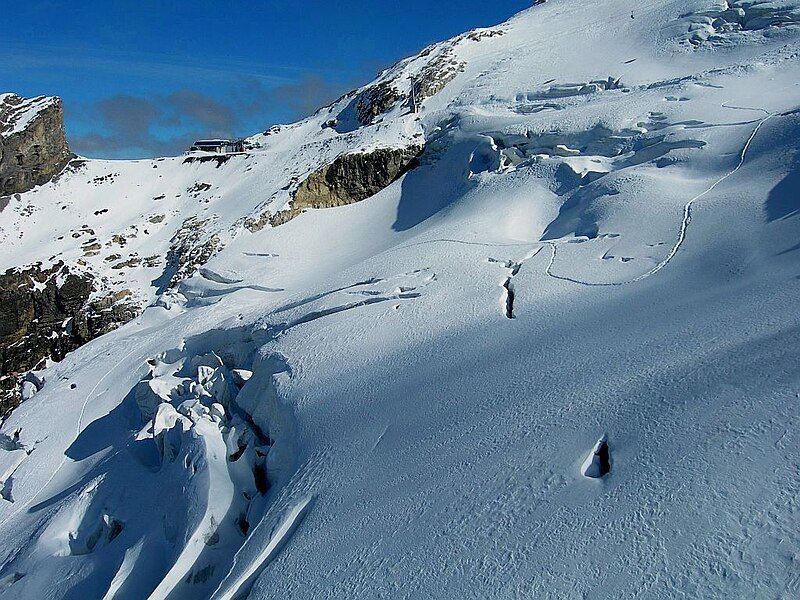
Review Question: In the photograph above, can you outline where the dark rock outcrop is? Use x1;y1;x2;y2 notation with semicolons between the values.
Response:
0;93;72;196
160;215;223;289
0;263;138;415
411;50;466;106
355;82;405;126
292;144;424;211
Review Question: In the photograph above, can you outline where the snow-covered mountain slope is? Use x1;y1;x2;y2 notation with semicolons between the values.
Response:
1;0;800;597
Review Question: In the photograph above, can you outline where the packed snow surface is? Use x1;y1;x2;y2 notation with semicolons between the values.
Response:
1;0;800;597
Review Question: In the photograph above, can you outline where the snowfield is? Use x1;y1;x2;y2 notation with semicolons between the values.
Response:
1;0;800;597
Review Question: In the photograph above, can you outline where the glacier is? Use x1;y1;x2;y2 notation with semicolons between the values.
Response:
0;0;799;597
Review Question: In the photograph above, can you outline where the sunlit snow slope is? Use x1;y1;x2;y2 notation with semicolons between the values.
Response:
1;0;799;598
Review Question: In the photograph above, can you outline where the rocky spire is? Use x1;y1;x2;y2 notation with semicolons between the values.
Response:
0;93;72;196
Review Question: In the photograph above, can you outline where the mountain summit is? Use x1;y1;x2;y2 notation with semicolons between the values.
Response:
0;93;71;197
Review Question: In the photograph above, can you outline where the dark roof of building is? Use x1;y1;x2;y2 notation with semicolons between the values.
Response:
193;139;234;146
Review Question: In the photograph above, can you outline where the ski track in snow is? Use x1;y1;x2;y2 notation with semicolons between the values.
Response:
544;109;776;288
486;107;779;310
3;346;141;524
394;238;532;251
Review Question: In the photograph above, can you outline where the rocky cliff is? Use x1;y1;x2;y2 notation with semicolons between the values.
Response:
0;93;72;196
0;262;137;415
292;145;424;210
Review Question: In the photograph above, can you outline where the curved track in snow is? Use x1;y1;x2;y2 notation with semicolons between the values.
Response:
544;111;776;287
3;346;141;524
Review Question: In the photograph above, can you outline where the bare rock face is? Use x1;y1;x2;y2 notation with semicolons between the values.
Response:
411;49;466;105
292;145;424;211
0;262;138;415
162;215;223;289
355;82;405;126
0;93;72;196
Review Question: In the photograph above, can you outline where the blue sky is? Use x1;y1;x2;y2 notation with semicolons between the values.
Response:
2;1;531;158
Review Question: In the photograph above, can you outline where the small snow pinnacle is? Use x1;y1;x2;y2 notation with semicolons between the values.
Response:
582;435;611;478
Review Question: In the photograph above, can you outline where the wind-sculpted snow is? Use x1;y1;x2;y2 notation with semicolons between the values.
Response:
672;0;800;47
0;267;436;597
1;0;800;597
0;322;312;598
